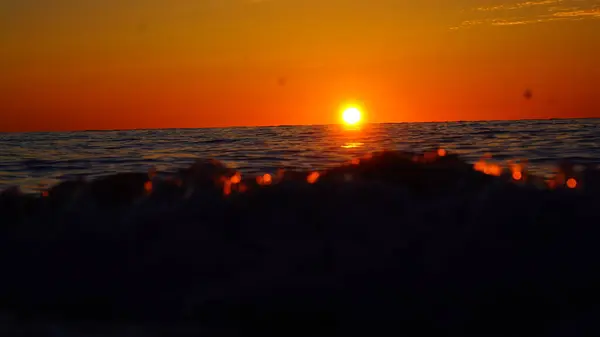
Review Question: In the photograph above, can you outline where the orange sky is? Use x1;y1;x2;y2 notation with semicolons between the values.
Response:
1;0;599;132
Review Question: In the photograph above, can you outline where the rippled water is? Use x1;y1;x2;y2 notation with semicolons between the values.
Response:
1;119;599;193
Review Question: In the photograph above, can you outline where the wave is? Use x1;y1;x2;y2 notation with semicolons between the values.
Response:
1;150;600;336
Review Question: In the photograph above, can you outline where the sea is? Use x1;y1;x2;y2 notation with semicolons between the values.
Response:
1;118;599;193
2;118;600;336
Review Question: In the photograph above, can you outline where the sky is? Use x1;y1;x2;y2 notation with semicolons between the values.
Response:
1;0;599;131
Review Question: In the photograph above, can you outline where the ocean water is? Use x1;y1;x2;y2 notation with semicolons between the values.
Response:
1;118;599;193
2;119;600;337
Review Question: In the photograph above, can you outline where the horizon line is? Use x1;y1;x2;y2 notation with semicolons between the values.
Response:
2;116;598;134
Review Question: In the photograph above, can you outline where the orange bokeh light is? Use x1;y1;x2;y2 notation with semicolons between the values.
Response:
230;173;242;184
307;172;320;184
263;173;272;185
144;181;153;193
566;178;577;189
486;165;502;176
474;161;502;176
257;173;272;186
223;181;232;196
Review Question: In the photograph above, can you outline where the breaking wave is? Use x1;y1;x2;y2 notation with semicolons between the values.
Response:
1;150;599;336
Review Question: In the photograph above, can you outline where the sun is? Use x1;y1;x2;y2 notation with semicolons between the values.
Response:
342;107;362;125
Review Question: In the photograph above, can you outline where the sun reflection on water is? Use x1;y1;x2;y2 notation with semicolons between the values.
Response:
341;142;364;149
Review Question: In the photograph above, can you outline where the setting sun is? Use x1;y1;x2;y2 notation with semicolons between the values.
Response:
342;107;362;125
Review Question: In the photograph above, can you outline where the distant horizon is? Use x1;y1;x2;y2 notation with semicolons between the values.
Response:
3;116;598;134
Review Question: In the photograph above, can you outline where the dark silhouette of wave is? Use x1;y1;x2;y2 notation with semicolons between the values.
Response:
1;151;600;336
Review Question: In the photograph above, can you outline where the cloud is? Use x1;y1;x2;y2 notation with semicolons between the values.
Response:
452;0;600;29
474;0;562;12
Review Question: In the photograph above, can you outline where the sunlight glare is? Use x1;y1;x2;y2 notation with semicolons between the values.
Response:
342;107;362;125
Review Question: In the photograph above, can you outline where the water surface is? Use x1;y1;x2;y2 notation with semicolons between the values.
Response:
1;119;599;192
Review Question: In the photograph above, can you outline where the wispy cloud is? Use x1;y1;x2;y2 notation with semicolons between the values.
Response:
452;0;600;29
474;0;562;12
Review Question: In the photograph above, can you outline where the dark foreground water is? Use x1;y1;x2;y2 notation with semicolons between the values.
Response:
1;119;599;193
1;119;600;336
